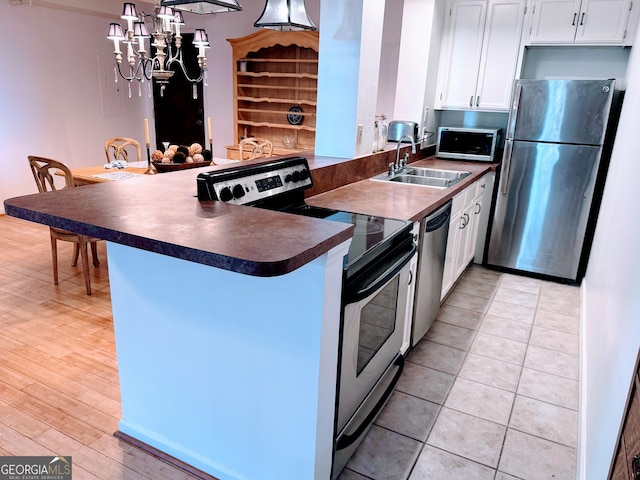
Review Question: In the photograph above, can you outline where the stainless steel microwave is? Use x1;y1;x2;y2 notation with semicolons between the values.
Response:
436;127;502;162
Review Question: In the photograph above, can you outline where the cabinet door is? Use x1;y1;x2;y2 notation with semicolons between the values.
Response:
476;0;525;110
473;172;496;263
575;0;632;43
456;201;476;278
436;0;487;109
529;0;582;43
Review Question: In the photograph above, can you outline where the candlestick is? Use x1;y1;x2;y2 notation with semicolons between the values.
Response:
145;145;156;175
144;118;150;145
207;117;213;144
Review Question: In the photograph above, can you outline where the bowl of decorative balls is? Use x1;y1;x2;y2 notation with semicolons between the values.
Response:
151;143;213;172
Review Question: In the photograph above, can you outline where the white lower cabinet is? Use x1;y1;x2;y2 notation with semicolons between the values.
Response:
473;172;495;264
441;174;494;300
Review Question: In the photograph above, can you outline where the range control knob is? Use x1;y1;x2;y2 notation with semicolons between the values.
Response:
284;174;293;183
232;184;246;199
300;169;309;181
292;171;301;182
219;186;233;202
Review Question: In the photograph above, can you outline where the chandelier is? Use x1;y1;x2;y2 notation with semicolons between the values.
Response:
107;1;241;98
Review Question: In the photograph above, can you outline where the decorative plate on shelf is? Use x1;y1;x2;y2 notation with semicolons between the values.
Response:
287;106;304;126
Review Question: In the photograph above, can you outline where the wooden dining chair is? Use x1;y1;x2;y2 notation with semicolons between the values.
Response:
105;137;143;163
27;155;101;295
238;137;274;160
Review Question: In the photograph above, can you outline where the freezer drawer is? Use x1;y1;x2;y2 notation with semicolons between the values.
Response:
488;141;601;280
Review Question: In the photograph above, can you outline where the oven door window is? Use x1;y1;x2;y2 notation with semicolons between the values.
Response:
357;276;399;375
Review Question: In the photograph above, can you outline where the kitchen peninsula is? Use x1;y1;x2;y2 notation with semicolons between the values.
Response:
3;150;493;480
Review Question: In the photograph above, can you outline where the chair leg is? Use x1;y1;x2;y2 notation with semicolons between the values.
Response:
50;233;59;286
90;241;100;267
78;236;92;295
71;243;80;267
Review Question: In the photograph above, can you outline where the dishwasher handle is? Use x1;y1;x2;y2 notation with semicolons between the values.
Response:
425;201;452;233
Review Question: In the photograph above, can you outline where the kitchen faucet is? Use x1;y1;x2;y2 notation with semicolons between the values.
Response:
392;135;417;175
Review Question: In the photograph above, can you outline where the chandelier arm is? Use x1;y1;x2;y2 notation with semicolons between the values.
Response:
115;62;143;82
165;50;204;84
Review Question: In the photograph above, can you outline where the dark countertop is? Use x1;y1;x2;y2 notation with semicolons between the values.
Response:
307;157;498;222
4;150;497;277
4;162;353;277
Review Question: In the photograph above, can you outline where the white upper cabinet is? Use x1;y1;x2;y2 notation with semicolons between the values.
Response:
436;0;526;111
527;0;635;44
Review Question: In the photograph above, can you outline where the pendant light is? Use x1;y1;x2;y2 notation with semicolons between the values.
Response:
254;0;317;31
160;0;243;14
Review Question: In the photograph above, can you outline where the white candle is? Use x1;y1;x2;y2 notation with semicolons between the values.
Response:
144;118;150;146
207;117;213;143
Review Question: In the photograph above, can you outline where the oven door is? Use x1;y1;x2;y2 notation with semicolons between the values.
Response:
334;244;416;471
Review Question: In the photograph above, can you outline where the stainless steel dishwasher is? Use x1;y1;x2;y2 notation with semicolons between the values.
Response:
412;200;452;345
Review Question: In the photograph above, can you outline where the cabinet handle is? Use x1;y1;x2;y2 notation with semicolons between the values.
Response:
580;12;585;25
475;203;481;215
459;215;467;229
572;12;577;25
476;96;480;107
469;96;474;107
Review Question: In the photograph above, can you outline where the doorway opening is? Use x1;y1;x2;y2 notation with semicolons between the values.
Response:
152;33;205;151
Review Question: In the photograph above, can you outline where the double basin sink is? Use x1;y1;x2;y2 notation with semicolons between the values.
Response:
371;166;471;189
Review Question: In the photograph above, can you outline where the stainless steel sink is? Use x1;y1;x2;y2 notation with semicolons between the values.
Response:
403;167;470;181
370;167;471;189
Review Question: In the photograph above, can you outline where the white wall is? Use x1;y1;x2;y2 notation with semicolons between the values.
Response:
0;1;149;213
580;23;640;479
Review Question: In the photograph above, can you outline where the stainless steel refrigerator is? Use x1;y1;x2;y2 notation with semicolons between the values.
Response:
487;79;617;282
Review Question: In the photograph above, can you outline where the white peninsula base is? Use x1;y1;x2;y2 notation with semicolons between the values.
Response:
106;240;351;480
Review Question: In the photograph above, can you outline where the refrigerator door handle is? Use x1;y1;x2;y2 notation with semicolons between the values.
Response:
506;82;522;139
501;139;514;195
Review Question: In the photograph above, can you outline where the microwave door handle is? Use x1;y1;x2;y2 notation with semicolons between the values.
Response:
506;82;522;139
501;139;514;195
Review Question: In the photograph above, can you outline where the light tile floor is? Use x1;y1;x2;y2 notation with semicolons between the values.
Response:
338;265;580;480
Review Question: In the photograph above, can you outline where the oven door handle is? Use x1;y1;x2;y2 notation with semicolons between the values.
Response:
335;355;404;451
345;245;417;304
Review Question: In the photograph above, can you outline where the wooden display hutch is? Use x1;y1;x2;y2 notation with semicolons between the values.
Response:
226;30;319;159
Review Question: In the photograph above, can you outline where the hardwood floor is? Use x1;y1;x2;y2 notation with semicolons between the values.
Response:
0;215;201;479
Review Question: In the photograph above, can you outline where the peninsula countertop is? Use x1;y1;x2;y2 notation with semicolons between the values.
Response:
4;159;354;277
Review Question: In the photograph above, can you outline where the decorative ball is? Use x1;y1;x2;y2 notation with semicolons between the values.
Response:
177;145;190;157
161;157;171;163
169;145;178;152
201;149;212;162
189;143;203;157
151;149;164;161
185;156;194;163
193;153;204;163
164;149;175;160
173;151;187;164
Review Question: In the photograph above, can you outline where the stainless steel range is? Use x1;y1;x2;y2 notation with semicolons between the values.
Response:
197;157;417;478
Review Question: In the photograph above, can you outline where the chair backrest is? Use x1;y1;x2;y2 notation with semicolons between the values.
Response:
105;137;142;163
28;155;75;192
238;137;274;160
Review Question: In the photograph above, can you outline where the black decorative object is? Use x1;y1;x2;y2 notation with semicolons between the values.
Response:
287;106;304;126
